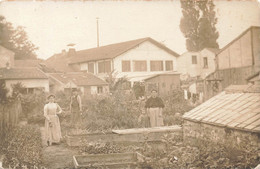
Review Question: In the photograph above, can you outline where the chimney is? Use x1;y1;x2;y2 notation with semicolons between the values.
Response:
6;62;10;70
68;48;76;57
61;49;66;56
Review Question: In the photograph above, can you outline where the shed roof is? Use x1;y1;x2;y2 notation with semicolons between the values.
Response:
183;84;260;133
68;37;179;64
0;67;48;80
48;72;108;86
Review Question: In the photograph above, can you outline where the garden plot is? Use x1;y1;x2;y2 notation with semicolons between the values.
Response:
66;125;182;147
73;152;145;168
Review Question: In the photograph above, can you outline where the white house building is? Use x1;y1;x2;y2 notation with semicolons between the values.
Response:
0;67;49;95
177;48;219;80
46;37;179;82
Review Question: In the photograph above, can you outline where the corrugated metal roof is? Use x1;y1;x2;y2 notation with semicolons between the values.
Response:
183;85;260;133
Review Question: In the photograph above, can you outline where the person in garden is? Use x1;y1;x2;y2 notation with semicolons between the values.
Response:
70;89;82;128
138;96;150;128
44;94;62;146
145;89;165;127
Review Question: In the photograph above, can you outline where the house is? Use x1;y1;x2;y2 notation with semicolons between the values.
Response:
143;72;181;96
204;26;260;100
182;83;260;152
247;71;260;85
46;37;179;80
48;72;109;95
0;67;49;95
177;48;219;80
0;45;15;68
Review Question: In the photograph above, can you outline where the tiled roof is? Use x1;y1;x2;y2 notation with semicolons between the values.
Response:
183;84;260;133
68;37;179;64
48;72;108;86
14;59;43;68
44;54;76;72
0;67;48;79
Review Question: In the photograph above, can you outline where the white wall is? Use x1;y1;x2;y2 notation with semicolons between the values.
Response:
113;41;178;78
177;50;216;79
5;79;49;94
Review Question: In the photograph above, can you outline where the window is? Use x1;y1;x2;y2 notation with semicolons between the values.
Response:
203;57;208;68
150;61;163;71
165;60;173;71
88;62;94;73
192;55;197;64
122;60;131;72
98;60;111;73
97;86;103;94
133;61;147;72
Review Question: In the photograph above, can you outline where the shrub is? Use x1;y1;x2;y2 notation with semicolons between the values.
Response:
0;125;45;168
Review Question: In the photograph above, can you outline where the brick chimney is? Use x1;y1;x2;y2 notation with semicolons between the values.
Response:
68;48;76;57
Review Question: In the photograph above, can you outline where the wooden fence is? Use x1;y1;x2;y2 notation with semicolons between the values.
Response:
0;99;22;133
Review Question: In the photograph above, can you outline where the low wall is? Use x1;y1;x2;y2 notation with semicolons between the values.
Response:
183;120;259;152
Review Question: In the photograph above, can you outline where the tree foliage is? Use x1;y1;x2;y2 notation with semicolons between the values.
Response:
180;0;219;51
0;16;38;59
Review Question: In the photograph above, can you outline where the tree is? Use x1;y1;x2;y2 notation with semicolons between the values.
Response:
180;0;219;52
0;16;38;59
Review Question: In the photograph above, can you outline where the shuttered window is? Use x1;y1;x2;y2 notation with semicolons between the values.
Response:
122;60;131;72
165;60;173;71
133;61;147;72
88;62;94;73
98;60;111;73
150;61;163;71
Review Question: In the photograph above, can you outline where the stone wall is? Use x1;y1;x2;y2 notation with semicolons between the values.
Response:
183;120;260;152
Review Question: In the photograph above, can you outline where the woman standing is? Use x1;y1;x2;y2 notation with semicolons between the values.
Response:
44;94;62;146
145;89;165;127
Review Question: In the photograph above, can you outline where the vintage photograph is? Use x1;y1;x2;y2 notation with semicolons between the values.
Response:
0;0;259;168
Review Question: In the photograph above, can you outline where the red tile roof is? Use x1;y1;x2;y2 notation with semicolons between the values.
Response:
48;72;108;86
68;37;179;64
0;67;48;80
44;54;76;72
183;84;260;133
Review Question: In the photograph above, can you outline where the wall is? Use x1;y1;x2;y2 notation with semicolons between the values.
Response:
200;49;217;79
203;66;256;101
113;41;178;79
5;79;49;94
183;120;259;152
145;74;180;96
177;52;201;79
217;30;253;69
252;27;260;71
0;46;15;68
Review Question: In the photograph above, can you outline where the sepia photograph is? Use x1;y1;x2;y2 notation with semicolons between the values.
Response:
0;0;259;168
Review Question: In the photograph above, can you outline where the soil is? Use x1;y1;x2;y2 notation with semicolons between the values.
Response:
40;127;79;169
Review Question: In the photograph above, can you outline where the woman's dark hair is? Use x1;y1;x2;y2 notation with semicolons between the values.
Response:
47;94;55;99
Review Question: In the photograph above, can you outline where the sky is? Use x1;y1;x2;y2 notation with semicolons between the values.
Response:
0;0;260;60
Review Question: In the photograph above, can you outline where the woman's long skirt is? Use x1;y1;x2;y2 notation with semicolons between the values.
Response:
45;115;62;144
148;108;164;127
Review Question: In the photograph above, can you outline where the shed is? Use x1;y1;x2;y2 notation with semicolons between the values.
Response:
143;72;180;96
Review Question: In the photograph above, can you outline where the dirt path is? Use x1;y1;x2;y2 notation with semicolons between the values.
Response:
40;127;79;169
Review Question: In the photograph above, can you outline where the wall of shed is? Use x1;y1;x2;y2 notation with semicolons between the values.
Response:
0;46;15;68
183;120;259;152
145;74;180;96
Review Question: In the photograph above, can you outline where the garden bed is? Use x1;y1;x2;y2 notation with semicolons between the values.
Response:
66;125;182;147
73;152;145;168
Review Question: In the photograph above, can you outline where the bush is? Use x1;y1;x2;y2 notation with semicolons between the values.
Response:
0;125;45;168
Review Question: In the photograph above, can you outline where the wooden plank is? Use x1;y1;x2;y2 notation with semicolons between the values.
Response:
112;125;181;134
